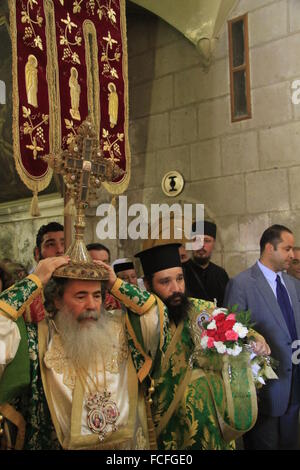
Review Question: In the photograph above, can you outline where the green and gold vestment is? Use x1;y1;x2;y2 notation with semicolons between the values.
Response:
111;278;258;450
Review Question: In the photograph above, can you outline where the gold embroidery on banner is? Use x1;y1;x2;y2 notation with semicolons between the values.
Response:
59;12;82;64
103;0;131;195
9;1;52;192
69;67;81;120
83;20;100;135
102;128;123;165
64;119;78;146
98;0;117;24
22;106;48;160
25;54;38;107
44;0;62;155
73;1;83;14
73;0;117;25
108;82;118;128
21;0;44;50
101;30;120;79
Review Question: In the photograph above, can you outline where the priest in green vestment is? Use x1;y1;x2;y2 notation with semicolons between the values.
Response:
0;256;150;450
103;243;272;450
0;245;272;451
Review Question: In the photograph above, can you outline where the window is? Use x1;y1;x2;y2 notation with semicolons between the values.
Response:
228;14;251;122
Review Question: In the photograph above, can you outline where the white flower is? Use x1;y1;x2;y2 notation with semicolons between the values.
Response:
227;344;243;356
233;322;248;338
212;308;228;317
207;319;216;330
214;341;227;354
200;336;209;349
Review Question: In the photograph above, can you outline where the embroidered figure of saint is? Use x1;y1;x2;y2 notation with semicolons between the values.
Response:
69;67;81;121
25;54;38;108
108;82;118;128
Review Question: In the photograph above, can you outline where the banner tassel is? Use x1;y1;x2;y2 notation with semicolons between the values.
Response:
30;190;40;217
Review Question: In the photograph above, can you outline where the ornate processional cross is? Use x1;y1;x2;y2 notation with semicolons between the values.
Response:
43;116;123;207
42;115;124;273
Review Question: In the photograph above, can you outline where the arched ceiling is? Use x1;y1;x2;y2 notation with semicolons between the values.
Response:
129;0;238;65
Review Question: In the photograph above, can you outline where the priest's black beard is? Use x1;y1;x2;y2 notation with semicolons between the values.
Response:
193;255;210;267
164;292;191;325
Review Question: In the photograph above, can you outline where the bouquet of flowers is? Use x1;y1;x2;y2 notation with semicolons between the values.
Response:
190;306;278;388
199;307;250;356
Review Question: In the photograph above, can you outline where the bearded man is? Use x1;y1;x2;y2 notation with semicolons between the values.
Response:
183;220;229;307
0;257;149;450
100;243;271;450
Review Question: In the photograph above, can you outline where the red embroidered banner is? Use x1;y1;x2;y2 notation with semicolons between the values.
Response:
10;0;130;203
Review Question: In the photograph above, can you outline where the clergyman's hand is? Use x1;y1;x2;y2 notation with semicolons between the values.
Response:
93;260;117;290
250;339;271;356
34;256;70;286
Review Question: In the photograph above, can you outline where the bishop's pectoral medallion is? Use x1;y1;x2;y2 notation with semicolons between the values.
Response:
85;390;120;441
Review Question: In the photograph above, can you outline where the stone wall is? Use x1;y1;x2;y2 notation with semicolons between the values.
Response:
121;0;300;276
0;194;64;271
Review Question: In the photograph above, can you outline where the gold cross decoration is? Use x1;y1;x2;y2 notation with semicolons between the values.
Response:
42;115;124;280
43;115;124;207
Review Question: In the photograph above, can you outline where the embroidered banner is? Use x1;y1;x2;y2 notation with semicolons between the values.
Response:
9;0;130;203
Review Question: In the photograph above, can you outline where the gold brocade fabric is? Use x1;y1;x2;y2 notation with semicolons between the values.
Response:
44;334;76;390
38;320;148;450
44;314;129;388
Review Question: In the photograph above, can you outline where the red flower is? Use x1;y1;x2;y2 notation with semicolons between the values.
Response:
225;330;239;341
206;329;217;338
218;320;236;333
227;313;236;321
214;313;226;323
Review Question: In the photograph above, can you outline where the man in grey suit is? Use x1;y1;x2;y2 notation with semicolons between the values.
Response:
225;224;300;450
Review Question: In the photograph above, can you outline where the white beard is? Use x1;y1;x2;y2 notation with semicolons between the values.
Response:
54;305;118;370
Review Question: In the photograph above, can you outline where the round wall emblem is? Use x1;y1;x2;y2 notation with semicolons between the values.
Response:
161;170;184;197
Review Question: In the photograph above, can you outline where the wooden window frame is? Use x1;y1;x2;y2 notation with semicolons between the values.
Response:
228;14;252;122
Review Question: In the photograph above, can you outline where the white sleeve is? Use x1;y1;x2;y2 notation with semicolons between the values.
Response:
0;316;21;379
139;304;160;360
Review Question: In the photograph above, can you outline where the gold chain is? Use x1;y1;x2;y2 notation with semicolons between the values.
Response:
75;354;107;396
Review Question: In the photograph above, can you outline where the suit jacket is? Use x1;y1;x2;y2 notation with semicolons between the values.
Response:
224;262;300;417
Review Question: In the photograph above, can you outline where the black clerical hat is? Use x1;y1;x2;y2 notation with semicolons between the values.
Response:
112;258;135;274
191;220;217;239
135;243;182;276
